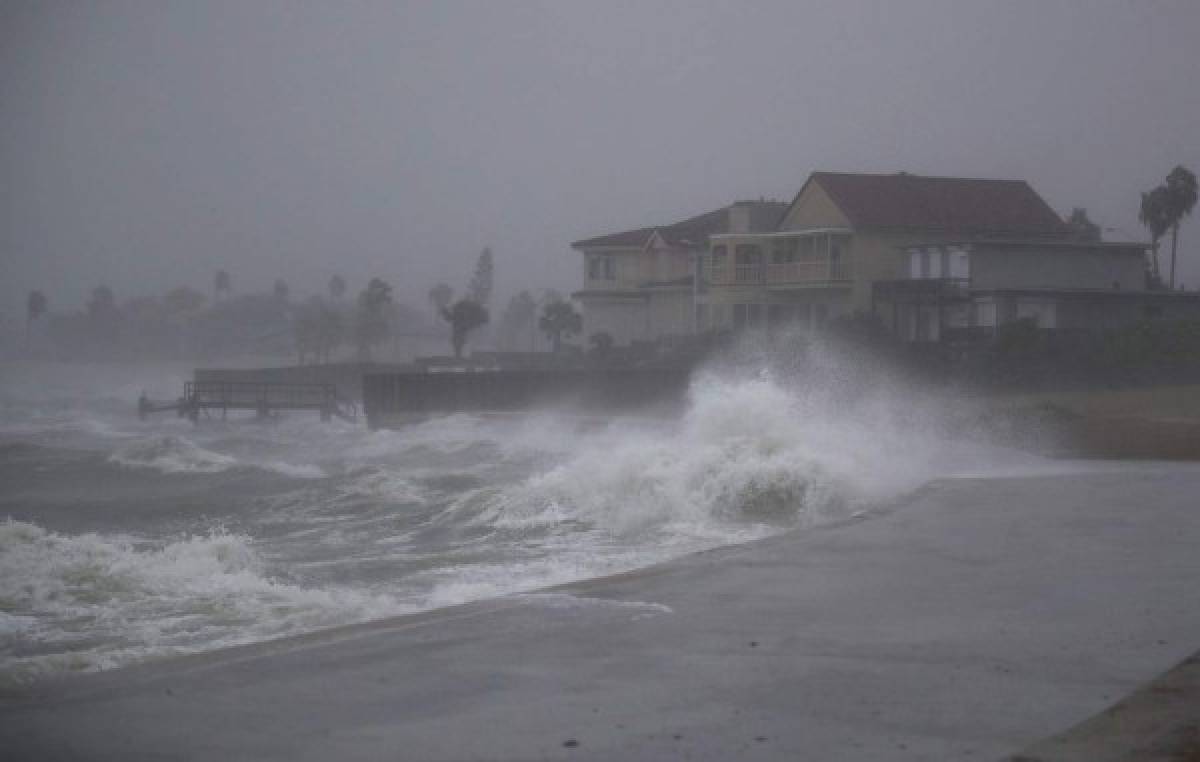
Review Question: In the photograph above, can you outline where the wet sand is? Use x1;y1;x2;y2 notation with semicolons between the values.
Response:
4;465;1200;760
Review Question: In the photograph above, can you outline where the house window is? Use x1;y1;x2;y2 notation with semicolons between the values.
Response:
711;245;727;265
747;303;764;328
919;250;931;278
1017;299;1057;329
588;255;616;281
949;248;970;280
975;299;997;327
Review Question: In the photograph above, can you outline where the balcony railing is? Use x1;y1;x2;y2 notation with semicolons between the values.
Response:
706;260;851;285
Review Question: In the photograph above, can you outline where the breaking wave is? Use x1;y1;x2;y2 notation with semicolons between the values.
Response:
0;519;406;684
109;436;325;478
1;361;1035;684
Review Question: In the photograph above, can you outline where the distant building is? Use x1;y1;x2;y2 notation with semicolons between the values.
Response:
571;201;787;346
572;172;1198;346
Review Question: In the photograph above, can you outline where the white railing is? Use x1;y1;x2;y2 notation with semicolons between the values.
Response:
706;260;852;285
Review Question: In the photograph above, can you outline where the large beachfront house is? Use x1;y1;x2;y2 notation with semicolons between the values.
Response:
571;171;1185;345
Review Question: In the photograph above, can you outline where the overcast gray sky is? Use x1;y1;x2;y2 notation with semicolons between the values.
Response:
2;0;1199;318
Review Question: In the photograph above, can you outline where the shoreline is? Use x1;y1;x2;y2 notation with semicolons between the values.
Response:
5;467;1200;759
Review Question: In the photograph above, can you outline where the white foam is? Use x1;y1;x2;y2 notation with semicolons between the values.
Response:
108;435;325;478
514;592;673;616
0;520;408;684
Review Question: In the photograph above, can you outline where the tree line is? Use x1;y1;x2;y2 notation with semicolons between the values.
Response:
20;246;586;364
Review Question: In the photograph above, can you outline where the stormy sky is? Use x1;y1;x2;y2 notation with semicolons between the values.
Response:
2;0;1199;319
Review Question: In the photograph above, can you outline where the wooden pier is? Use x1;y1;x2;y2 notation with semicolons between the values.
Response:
139;381;358;423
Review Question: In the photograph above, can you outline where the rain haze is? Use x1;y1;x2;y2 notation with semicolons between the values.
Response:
5;3;1200;761
3;0;1200;314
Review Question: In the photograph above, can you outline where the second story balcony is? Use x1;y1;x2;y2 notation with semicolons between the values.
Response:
705;258;852;286
704;230;854;288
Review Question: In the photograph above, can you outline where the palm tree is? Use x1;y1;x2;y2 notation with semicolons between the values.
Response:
328;274;346;301
355;278;393;359
1140;187;1172;287
1164;166;1198;289
440;299;488;358
539;299;582;354
213;270;232;301
25;290;47;346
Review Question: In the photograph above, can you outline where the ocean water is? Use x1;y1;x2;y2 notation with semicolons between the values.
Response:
0;358;1039;685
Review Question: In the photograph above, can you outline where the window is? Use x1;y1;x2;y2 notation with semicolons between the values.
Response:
974;299;997;327
588;255;615;281
711;245;727;265
747;303;764;328
1017;299;1057;328
949;248;970;280
919;250;931;278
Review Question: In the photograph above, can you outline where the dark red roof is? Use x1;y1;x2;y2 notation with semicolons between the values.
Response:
572;201;788;249
807;172;1070;236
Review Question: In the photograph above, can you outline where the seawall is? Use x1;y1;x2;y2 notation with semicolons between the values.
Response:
362;367;693;428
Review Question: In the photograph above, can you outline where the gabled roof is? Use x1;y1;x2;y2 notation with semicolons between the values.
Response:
572;201;788;250
799;172;1070;236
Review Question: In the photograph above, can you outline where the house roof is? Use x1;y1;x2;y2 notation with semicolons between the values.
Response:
572;201;788;249
803;172;1071;236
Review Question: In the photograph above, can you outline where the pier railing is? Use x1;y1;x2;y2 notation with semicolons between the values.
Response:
140;381;356;422
184;381;337;410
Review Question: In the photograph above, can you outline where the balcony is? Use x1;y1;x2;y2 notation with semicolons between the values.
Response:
705;260;852;286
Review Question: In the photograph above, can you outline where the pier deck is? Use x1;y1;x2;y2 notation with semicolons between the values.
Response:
139;380;357;423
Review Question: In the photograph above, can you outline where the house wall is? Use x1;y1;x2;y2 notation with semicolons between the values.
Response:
971;246;1146;292
847;233;912;311
646;291;693;337
579;297;648;346
581;246;643;289
778;182;850;230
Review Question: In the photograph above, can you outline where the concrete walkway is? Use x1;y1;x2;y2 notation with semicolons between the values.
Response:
4;465;1200;760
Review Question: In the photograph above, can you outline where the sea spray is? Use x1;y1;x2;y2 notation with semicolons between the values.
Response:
1;358;1040;683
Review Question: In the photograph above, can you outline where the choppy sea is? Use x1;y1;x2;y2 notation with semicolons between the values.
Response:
0;359;1040;685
